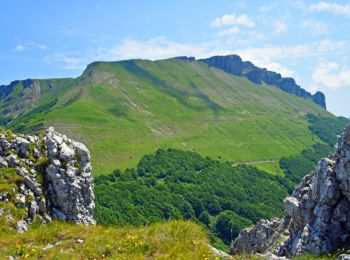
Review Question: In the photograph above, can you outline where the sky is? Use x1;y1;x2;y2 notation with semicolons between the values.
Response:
1;1;350;117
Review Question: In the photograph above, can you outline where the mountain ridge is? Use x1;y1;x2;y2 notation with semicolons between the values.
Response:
0;57;336;175
187;55;326;108
1;54;326;110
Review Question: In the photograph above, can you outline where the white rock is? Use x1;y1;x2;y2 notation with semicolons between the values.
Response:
59;142;75;162
16;220;28;233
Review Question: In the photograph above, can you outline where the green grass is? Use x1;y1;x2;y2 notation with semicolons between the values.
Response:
0;220;215;259
0;58;335;176
0;165;215;259
253;162;285;176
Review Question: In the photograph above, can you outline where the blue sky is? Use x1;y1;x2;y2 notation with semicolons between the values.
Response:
1;0;350;116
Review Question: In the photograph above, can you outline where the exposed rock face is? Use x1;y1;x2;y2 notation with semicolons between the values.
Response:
45;127;95;224
175;56;196;62
198;55;326;109
231;124;350;257
0;127;95;233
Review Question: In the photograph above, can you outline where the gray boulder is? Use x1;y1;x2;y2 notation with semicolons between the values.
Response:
0;158;8;168
6;154;19;167
59;142;75;162
15;136;31;156
16;220;28;233
24;176;42;196
29;200;39;218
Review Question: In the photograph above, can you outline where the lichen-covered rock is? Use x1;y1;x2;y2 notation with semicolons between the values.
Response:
230;218;286;255
231;124;350;257
338;254;350;260
0;158;8;168
0;126;96;233
16;220;28;233
45;128;95;224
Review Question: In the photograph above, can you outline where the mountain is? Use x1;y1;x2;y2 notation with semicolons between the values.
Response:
0;55;348;257
231;124;350;258
93;113;348;250
0;56;338;176
198;55;326;108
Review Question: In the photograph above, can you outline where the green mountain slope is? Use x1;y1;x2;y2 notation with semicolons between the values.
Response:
0;58;336;175
94;114;348;250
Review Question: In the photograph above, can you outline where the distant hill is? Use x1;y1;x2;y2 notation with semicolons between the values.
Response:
0;56;338;175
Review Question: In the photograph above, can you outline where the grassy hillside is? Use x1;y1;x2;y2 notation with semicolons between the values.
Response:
0;220;214;259
93;114;348;250
0;165;214;259
0;58;335;175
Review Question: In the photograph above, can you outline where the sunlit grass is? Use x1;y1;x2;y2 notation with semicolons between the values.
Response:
0;220;215;259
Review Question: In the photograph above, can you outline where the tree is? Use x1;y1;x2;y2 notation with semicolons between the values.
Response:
215;211;252;244
198;211;211;226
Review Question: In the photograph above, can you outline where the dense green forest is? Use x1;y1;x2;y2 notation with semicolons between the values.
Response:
94;114;349;249
95;149;287;249
278;114;349;191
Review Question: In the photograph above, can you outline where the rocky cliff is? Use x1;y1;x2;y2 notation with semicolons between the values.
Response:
198;55;326;109
231;124;350;257
0;127;95;233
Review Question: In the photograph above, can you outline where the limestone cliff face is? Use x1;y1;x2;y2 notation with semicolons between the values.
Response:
198;55;326;109
0;127;95;233
231;124;350;257
45;127;95;224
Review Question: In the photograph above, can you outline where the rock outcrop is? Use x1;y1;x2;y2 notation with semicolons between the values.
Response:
198;55;326;109
0;127;95;233
45;127;95;224
230;124;350;257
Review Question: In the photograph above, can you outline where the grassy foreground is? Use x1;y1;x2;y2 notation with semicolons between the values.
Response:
0;165;215;259
0;220;215;259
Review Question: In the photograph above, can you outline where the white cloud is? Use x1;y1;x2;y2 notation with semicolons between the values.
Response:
273;20;288;34
98;38;231;61
210;14;254;28
103;39;346;79
300;20;329;35
259;4;278;13
235;40;347;62
15;45;26;52
43;52;83;70
217;26;240;36
310;59;350;91
42;38;233;70
310;2;350;17
263;62;297;78
234;40;349;78
15;42;47;52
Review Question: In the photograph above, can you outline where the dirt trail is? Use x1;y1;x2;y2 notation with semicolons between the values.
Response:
231;159;279;166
